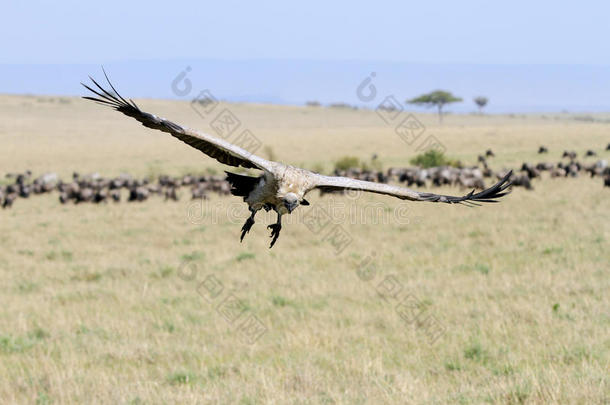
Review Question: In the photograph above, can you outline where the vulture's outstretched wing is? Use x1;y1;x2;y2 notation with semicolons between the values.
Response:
308;170;512;206
82;71;274;171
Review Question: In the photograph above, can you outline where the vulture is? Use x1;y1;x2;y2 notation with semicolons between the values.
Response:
82;71;513;248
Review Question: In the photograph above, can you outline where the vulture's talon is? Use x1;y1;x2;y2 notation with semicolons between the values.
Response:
240;216;255;242
267;223;281;248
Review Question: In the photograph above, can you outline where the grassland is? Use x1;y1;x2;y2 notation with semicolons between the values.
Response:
0;94;608;404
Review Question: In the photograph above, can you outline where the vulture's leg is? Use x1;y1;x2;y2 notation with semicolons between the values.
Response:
267;212;282;248
240;208;257;242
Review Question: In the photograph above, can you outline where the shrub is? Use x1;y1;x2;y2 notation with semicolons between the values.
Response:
409;150;459;168
334;156;361;171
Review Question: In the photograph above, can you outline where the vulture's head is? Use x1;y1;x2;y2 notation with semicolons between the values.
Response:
281;192;309;213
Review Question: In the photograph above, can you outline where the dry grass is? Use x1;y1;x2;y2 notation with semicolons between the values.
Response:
0;95;608;404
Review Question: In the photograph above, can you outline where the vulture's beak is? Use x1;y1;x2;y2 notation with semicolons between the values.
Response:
284;200;298;213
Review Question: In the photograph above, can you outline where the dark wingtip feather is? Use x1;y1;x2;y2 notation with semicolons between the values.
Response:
101;66;132;107
458;170;513;203
421;169;513;205
82;69;141;116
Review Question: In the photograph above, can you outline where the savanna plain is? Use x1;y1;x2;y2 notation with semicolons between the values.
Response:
0;94;608;404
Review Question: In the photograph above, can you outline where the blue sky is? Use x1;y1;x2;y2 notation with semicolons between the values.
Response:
2;1;610;111
4;0;609;64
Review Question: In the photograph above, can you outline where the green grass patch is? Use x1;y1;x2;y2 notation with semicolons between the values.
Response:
44;250;73;261
271;295;298;308
236;252;255;262
444;360;462;371
17;249;35;256
181;251;205;262
71;271;102;282
167;370;198;385
0;328;48;354
464;341;489;364
17;280;38;293
474;263;491;275
152;265;174;279
542;246;563;255
207;365;227;380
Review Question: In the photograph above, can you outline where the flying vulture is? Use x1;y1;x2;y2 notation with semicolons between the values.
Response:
82;71;512;248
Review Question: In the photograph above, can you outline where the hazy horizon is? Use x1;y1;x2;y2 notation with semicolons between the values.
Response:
3;59;610;114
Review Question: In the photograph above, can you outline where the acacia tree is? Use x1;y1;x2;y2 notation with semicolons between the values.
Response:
407;90;462;123
474;96;489;114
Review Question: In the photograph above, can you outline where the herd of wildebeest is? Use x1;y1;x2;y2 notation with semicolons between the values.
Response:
1;145;609;209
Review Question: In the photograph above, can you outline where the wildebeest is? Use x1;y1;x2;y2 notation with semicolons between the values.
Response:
550;167;566;178
566;163;580;177
536;162;554;171
538;146;548;154
584;160;608;177
19;184;31;198
2;193;17;209
57;181;80;203
75;188;94;203
511;174;533;190
32;173;58;194
164;186;179;201
59;192;70;204
520;163;540;179
129;186;150;202
109;189;121;202
147;183;162;195
191;185;209;200
94;189;108;204
181;174;195;186
562;150;577;160
585;150;597;157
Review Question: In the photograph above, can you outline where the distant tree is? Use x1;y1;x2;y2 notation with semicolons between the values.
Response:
474;96;489;114
407;90;462;123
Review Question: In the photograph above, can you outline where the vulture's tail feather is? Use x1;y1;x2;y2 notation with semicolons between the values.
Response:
225;171;260;199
